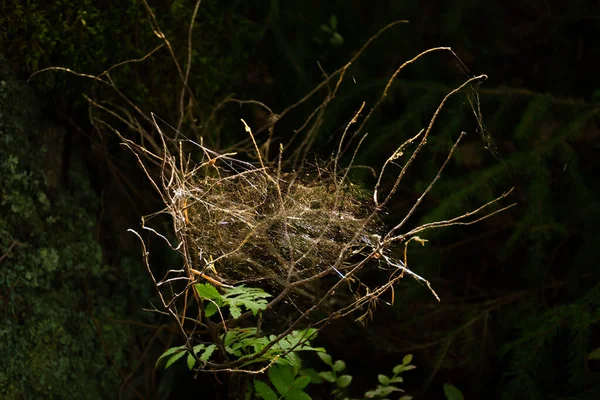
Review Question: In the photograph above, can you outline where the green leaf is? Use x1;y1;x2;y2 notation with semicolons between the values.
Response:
186;352;195;370
332;360;346;372
337;375;352;388
443;384;464;400
223;328;262;357
402;354;413;365
273;329;321;353
280;352;301;370
291;376;311;390
330;32;344;45
389;376;404;384
268;364;295;395
195;283;223;305
318;371;336;383
200;344;216;361
221;285;271;316
588;346;600;360
392;364;405;374
377;385;401;396
222;327;321;369
165;349;187;369
254;380;278;400
205;302;218;318
317;352;333;366
229;304;242;319
192;344;205;354
299;368;324;384
155;345;185;368
330;15;338;29
378;374;390;385
283;390;312;400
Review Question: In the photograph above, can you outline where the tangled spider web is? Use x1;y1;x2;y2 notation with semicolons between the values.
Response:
125;100;512;320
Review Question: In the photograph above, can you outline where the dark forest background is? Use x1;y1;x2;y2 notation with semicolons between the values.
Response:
1;1;599;399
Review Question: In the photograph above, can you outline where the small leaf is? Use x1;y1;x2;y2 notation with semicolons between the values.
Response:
192;344;205;354
156;345;185;368
254;380;278;400
282;352;302;370
283;389;312;400
378;374;390;385
200;344;216;361
443;384;464;400
398;396;413;400
330;33;344;45
318;371;336;383
377;386;401;396
195;283;222;304
165;349;186;369
220;285;271;316
337;375;352;388
389;377;404;384
299;368;324;384
330;15;338;29
186;353;195;370
291;376;311;390
402;354;413;365
317;352;333;366
332;360;346;372
588;346;600;360
269;364;295;395
229;304;242;319
205;302;218;318
392;364;405;374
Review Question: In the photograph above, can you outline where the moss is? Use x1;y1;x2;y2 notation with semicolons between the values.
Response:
0;54;147;399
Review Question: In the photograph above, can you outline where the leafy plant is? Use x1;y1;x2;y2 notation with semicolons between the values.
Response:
308;352;354;398
156;326;328;395
157;283;324;372
223;327;324;368
297;352;416;400
363;354;415;400
196;283;272;319
156;324;325;372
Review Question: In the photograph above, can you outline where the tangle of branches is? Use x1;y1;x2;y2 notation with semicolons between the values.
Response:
32;0;515;376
